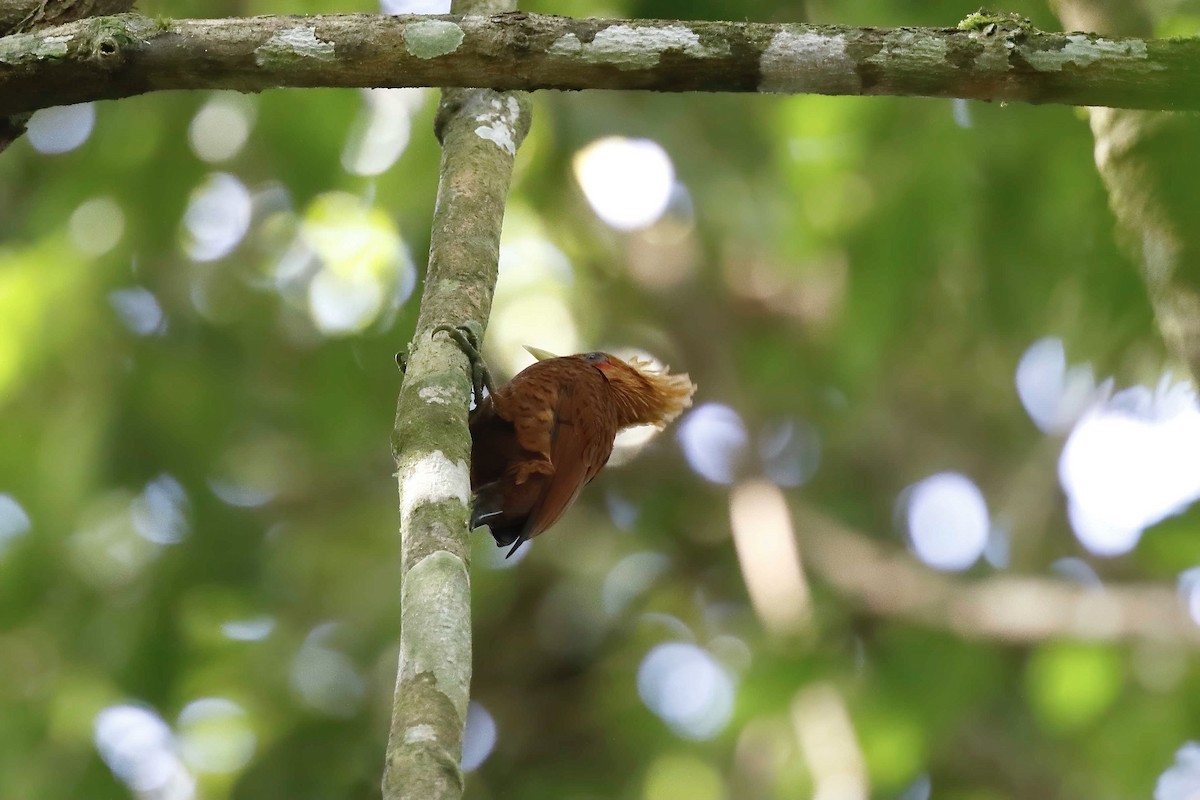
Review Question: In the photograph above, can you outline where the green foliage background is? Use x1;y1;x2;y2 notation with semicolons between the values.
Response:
2;1;1198;799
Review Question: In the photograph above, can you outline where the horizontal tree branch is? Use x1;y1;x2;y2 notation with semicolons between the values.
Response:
3;11;1200;115
793;503;1200;647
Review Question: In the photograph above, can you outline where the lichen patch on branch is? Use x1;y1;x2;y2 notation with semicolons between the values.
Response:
398;450;469;530
1026;34;1153;71
759;31;860;94
405;19;465;59
548;23;724;71
35;34;71;57
403;724;438;744
473;95;521;155
418;385;458;406
254;26;335;67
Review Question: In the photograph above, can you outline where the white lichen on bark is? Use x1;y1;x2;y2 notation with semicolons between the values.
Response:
418;385;459;406
405;19;465;59
404;724;438;743
398;450;470;530
1026;34;1153;71
549;23;724;70
254;26;335;66
35;33;71;56
760;31;859;94
473;94;522;155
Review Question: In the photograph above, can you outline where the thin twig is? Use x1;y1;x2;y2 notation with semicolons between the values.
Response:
794;503;1200;647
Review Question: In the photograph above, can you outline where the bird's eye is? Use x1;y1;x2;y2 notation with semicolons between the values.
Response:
583;352;607;363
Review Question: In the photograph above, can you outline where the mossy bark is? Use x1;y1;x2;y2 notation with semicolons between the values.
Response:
384;0;531;796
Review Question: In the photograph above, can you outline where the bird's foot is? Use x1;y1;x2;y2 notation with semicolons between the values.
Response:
433;321;496;405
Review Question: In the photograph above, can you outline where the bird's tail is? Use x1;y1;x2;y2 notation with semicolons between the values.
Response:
470;490;529;558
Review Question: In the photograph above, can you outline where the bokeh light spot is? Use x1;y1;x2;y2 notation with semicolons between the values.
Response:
605;491;640;530
1157;742;1200;800
574;136;675;231
177;698;256;775
637;642;735;740
188;93;256;163
290;623;365;718
1059;377;1200;556
461;702;497;772
131;474;189;545
1178;568;1200;627
1050;557;1102;587
300;192;414;336
342;88;426;176
488;212;579;374
757;417;821;487
221;616;276;642
208;480;275;508
489;294;579;376
27;103;95;154
904;472;989;572
308;267;384;334
952;98;973;129
94;704;194;799
70;196;125;256
677;403;749;485
898;773;932;800
109;287;166;337
1017;337;1101;434
70;492;162;589
182;173;253;262
983;522;1010;569
0;493;32;557
602;551;670;617
1026;643;1123;732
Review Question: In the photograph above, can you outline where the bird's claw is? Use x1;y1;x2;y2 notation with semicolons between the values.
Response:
433;322;496;405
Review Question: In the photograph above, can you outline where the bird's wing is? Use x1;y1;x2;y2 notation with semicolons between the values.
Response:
522;380;597;539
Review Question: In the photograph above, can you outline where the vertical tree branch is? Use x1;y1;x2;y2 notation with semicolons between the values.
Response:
384;0;530;796
1052;0;1200;384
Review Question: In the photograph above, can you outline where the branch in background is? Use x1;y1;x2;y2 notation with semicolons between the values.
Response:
4;11;1200;116
0;0;133;150
384;0;530;796
0;0;133;32
793;504;1200;647
1051;0;1200;385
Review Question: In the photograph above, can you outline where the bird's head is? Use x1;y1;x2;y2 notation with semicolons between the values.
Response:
525;346;697;429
